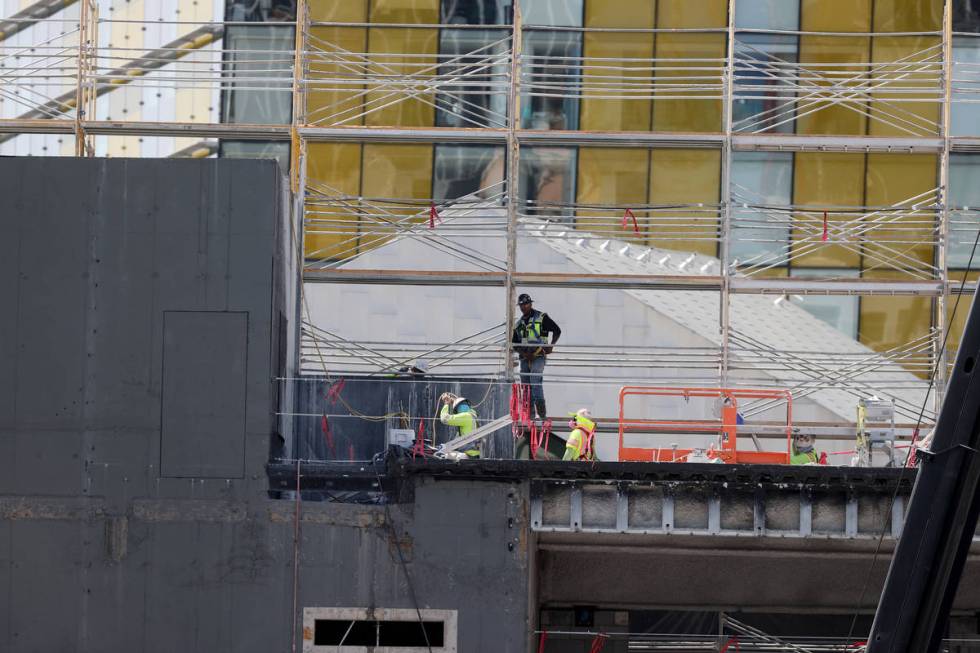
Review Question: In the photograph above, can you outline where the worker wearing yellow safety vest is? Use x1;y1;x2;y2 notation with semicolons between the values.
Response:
564;408;598;461
790;429;820;465
511;293;561;421
439;392;480;458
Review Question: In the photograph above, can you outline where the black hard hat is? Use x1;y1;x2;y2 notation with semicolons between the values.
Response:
517;293;533;304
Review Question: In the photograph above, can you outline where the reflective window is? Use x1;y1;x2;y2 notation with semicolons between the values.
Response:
954;0;980;31
733;35;799;134
735;0;800;30
522;0;583;26
730;152;794;265
441;0;512;24
220;141;290;172
221;26;295;125
952;37;980;136
433;145;506;201
436;29;510;128
790;268;860;338
949;154;980;268
519;147;576;219
521;31;581;130
226;0;294;21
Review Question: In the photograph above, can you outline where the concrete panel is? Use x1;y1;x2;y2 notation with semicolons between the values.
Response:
161;311;248;478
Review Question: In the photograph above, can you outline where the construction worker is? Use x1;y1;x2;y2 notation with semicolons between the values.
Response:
439;392;480;458
790;429;821;465
511;293;561;421
564;408;598;461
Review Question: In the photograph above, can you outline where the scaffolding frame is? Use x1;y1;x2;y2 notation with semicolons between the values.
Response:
3;0;975;426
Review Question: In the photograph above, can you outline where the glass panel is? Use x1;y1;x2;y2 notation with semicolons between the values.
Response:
952;37;980;136
733;34;798;134
522;0;583;27
433;144;506;201
307;25;369;127
652;33;725;132
796;36;872;136
365;27;439;127
791;153;864;268
519;147;576;219
730;152;793;266
648;149;720;257
859;275;932;376
954;0;980;32
873;0;942;32
441;0;512;24
657;0;727;29
436;29;510;128
370;0;439;24
734;0;799;30
360;143;435;250
305;143;364;261
580;32;655;131
225;0;294;21
801;0;872;31
867;36;942;138
789;268;860;338
944;271;979;365
949;154;980;268
864;153;938;272
575;148;649;242
221;26;294;125
521;31;581;130
798;0;872;135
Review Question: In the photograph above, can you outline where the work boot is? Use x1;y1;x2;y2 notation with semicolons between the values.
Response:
534;399;547;421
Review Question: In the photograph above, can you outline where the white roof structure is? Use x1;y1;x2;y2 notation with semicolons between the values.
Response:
305;210;932;460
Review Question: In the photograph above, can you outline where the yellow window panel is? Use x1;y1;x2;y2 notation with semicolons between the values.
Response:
801;0;872;32
307;26;369;127
656;0;726;28
859;270;933;377
792;153;864;267
365;27;438;127
369;0;439;24
576;148;649;243
652;33;725;132
873;0;942;32
305;143;363;261
360;144;435;251
311;1;368;22
864;153;939;273
581;32;655;132
648;149;720;256
868;36;942;138
796;36;872;136
943;271;979;366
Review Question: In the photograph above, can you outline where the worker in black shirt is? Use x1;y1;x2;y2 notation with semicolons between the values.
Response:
511;293;561;422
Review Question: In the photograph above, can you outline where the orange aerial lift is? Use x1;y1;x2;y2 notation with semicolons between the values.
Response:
617;386;792;464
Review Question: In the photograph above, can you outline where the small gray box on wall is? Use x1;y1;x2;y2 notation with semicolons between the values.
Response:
161;310;248;478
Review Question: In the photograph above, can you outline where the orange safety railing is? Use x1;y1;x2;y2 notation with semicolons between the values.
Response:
618;386;793;464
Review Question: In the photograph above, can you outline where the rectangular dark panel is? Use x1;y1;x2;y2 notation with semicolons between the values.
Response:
161;311;247;478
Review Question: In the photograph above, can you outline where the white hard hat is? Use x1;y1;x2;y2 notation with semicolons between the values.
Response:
413;359;429;373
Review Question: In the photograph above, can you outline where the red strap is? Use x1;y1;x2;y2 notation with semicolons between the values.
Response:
321;414;336;456
907;427;920;467
589;633;608;653
537;630;547;653
720;635;740;652
429;202;441;229
413;418;427;459
325;378;346;405
623;208;640;234
541;419;552;457
529;421;539;460
822;210;829;242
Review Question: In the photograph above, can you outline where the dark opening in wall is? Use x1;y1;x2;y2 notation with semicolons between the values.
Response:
314;619;445;647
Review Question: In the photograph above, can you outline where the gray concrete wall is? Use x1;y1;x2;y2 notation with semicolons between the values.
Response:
0;158;531;653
